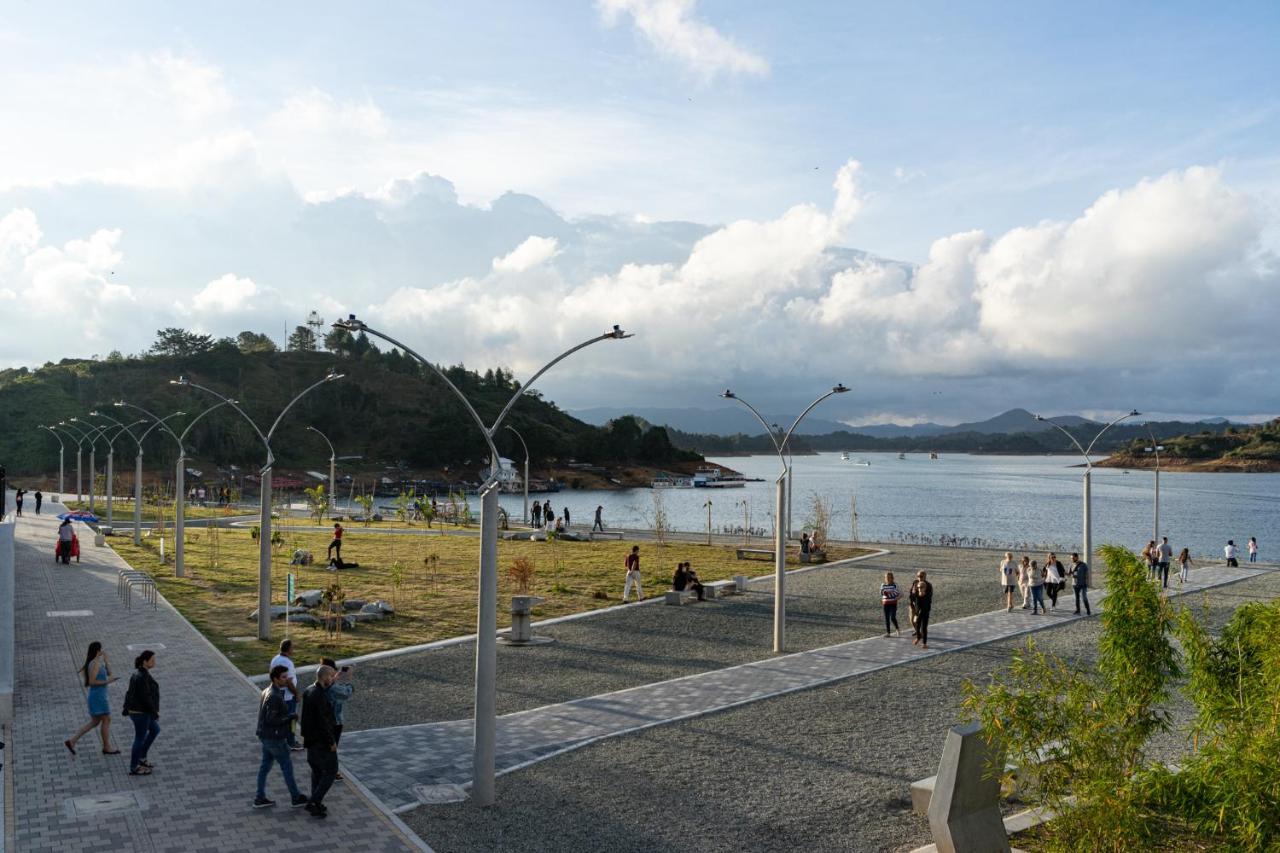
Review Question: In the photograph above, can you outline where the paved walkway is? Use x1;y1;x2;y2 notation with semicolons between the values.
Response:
5;498;424;853
339;561;1272;812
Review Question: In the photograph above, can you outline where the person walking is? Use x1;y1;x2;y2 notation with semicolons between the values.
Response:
64;641;120;756
593;505;604;532
301;666;340;818
123;650;160;775
531;501;542;527
327;523;344;561
1157;537;1173;588
1141;541;1157;582
1044;553;1064;610
1028;560;1046;615
57;518;75;564
1000;552;1017;612
880;572;901;637
254;664;309;809
1248;537;1258;563
1178;547;1194;584
909;571;933;648
14;488;24;516
563;506;571;527
1225;540;1239;567
1018;556;1031;609
34;489;43;514
270;640;303;750
622;545;645;601
1069;553;1091;615
321;658;354;781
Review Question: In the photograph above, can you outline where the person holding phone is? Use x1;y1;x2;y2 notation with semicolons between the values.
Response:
321;658;355;780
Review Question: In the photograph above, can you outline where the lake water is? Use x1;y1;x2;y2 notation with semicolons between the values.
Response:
493;453;1279;559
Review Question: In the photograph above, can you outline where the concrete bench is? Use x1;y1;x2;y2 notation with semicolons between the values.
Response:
589;530;623;541
704;580;736;599
664;589;696;605
733;574;750;592
735;548;774;561
911;739;1061;814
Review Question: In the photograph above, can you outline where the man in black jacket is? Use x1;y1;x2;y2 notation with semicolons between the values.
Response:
255;665;309;809
300;665;339;817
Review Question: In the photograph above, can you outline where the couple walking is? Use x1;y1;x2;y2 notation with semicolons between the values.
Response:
64;644;160;776
879;571;933;648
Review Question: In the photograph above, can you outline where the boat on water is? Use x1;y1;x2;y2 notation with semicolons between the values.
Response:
692;466;746;488
850;458;871;466
929;452;939;460
651;473;693;489
840;451;850;461
898;452;907;460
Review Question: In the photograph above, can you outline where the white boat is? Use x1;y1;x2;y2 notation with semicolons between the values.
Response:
651;474;693;489
692;466;746;488
851;459;871;467
898;452;907;460
929;452;939;460
840;451;850;461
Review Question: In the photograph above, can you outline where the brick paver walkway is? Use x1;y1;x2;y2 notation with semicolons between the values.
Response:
6;499;425;853
339;561;1272;812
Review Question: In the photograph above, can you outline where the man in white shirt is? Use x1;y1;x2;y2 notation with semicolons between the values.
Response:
1157;537;1173;588
269;640;303;750
1225;540;1239;567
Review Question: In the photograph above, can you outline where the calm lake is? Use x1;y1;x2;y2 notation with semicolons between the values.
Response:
496;453;1279;559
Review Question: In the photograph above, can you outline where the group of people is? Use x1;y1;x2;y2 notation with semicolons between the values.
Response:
999;551;1092;615
878;571;934;646
1223;537;1259;567
185;485;234;506
63;638;356;817
11;487;43;515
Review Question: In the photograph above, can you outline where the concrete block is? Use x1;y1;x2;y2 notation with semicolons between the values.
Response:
926;721;1010;853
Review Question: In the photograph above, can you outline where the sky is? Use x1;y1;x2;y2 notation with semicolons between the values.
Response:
1;1;1278;425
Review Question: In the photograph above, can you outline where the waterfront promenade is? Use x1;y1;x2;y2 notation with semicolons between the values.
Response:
3;497;422;853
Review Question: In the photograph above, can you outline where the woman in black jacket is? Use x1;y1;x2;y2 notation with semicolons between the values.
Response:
124;650;160;776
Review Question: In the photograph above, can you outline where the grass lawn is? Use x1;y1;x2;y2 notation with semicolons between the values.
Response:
108;521;869;675
65;498;242;522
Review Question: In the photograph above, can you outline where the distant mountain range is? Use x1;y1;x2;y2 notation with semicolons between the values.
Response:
572;406;1106;438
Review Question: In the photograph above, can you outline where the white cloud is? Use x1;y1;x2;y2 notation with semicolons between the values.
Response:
492;236;561;273
188;274;262;314
598;0;769;78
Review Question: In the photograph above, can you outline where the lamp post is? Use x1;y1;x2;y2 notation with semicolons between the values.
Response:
505;426;530;524
333;313;630;807
307;426;338;511
1143;427;1163;544
721;384;849;653
86;413;148;527
172;372;343;639
106;407;187;545
37;426;65;495
63;419;107;511
703;499;713;546
54;423;85;504
1035;409;1140;563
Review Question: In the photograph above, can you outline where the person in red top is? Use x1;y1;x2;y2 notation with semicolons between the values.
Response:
622;545;645;601
327;523;343;560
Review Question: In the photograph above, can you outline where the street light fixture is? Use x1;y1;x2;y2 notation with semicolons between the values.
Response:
66;418;111;512
1143;426;1164;544
171;372;343;638
332;313;630;807
36;425;66;495
54;422;87;504
107;404;187;544
505;425;530;525
307;426;338;511
720;383;849;653
1034;409;1140;563
86;412;148;527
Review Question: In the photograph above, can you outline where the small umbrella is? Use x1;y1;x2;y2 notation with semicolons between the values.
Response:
57;510;100;523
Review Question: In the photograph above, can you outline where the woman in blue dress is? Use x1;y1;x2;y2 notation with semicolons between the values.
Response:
64;641;120;755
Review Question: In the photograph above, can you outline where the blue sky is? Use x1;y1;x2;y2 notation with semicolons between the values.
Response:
1;1;1278;423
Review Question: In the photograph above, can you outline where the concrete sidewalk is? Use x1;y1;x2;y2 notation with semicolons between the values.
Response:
339;560;1272;813
5;498;425;853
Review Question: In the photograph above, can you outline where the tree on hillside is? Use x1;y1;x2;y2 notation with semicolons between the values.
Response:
236;331;278;354
150;327;214;358
288;325;317;352
323;327;354;356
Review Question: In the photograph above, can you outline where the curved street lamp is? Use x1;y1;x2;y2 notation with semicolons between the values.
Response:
1143;425;1164;545
172;371;343;638
86;412;148;527
107;405;187;545
1035;409;1140;563
505;425;530;524
333;313;630;807
721;384;849;653
53;423;87;504
37;425;66;495
65;419;110;512
307;426;338;511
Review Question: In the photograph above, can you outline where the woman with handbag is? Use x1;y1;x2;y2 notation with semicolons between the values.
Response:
123;650;160;776
880;572;901;637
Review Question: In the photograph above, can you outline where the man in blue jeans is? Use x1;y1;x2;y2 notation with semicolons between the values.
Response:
1069;552;1091;615
254;665;309;809
301;666;340;818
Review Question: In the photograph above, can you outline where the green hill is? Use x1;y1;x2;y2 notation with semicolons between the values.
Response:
0;332;695;480
1099;419;1280;472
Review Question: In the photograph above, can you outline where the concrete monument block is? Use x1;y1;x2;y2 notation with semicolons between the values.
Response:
926;721;1010;853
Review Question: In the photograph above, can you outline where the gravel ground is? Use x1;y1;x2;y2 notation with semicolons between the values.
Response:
397;571;1278;853
344;544;1042;729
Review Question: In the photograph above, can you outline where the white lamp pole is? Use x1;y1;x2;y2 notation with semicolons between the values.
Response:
64;419;106;511
105;408;187;545
1144;427;1163;544
55;423;85;504
173;373;343;639
1035;409;1140;563
37;425;66;495
87;414;148;527
307;426;338;511
721;385;849;653
333;314;630;807
505;425;530;524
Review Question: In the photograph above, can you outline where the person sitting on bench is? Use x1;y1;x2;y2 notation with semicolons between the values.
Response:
672;561;705;600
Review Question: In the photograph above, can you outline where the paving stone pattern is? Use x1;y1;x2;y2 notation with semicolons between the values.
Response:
7;500;419;853
340;561;1270;812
